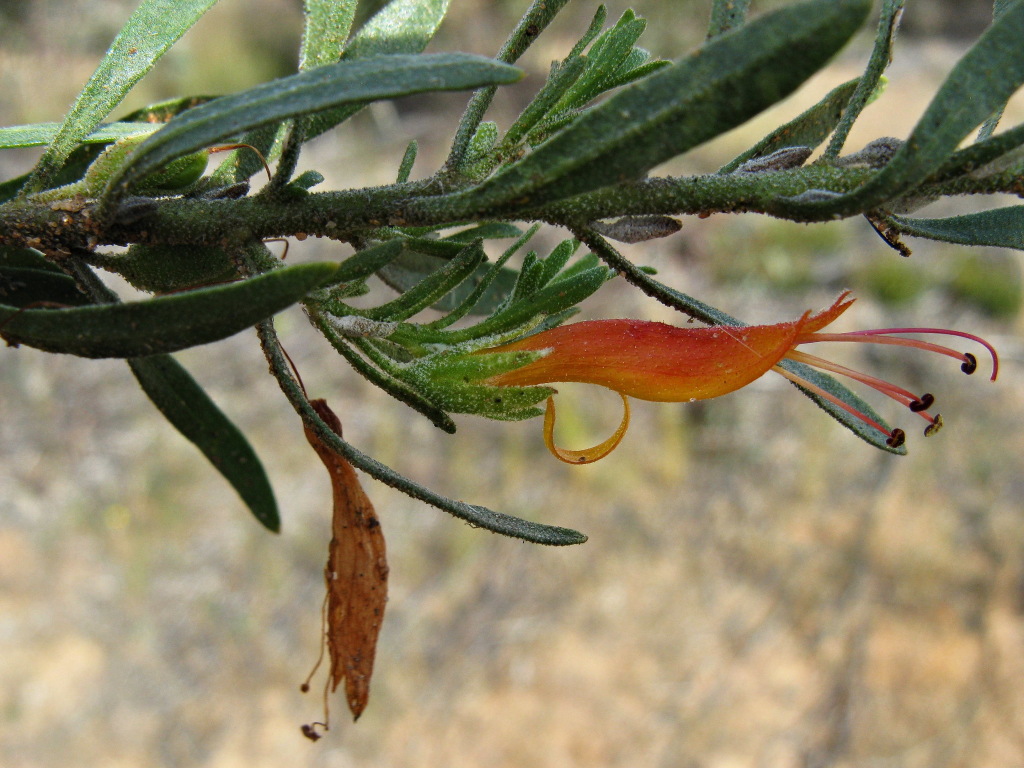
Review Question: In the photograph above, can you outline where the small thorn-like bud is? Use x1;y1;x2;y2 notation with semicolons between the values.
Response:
886;429;906;448
961;353;978;375
909;393;934;412
924;414;944;436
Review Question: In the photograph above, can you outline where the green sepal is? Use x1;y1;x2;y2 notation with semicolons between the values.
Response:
331;240;487;321
402;345;554;419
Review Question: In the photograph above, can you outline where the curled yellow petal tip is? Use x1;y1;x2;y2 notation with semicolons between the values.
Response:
542;393;631;465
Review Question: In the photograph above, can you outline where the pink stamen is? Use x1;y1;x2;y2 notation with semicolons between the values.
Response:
800;328;999;381
772;364;905;446
786;350;938;425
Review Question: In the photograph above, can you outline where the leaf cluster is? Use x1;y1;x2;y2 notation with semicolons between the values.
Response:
1;0;1021;543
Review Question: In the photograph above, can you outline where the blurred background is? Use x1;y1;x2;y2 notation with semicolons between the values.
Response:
2;1;1023;766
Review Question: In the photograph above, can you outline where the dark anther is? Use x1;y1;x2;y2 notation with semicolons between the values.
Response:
886;429;906;448
924;414;944;437
909;393;935;412
301;722;327;742
961;353;978;375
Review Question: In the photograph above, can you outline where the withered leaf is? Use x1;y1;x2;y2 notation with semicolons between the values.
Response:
304;398;388;721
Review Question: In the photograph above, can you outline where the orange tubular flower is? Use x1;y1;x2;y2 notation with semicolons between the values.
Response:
484;292;999;464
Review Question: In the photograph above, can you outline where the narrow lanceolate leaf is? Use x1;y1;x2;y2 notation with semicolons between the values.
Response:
438;0;871;215
0;262;338;358
719;79;861;173
129;354;280;531
890;207;1024;250
99;54;521;209
301;0;452;141
378;252;521;315
782;0;1024;219
345;0;450;59
823;0;904;159
21;0;220;194
0;121;158;150
707;0;752;38
0;267;91;308
300;0;357;70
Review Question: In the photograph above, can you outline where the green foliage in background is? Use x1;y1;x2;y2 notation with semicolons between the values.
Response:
1;0;1020;543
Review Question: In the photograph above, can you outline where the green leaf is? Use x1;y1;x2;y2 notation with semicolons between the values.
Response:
890;207;1024;250
439;0;871;215
977;0;1018;140
301;0;452;141
446;265;610;342
345;0;451;59
783;0;1024;218
707;0;752;38
503;56;587;147
379;223;542;318
129;354;280;531
300;0;357;70
98;244;238;293
99;54;521;210
0;247;63;272
441;223;522;242
823;0;904;159
443;0;572;172
357;241;487;321
378;252;521;315
21;0;221;194
719;78;860;173
0;121;158;150
0;267;91;308
334;239;406;283
929;120;1024;182
0;262;338;358
552;11;648;112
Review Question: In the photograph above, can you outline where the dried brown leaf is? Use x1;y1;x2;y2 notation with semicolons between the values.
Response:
304;398;389;722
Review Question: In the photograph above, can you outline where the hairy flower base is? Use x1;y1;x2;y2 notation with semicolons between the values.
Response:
484;292;999;463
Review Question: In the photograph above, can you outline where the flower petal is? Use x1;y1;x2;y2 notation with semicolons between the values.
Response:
542;393;631;464
487;292;858;402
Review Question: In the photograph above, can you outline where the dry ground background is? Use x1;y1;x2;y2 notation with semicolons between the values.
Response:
2;1;1023;766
